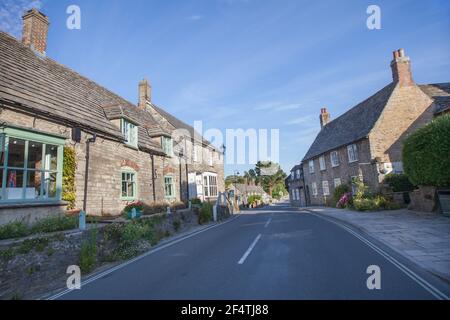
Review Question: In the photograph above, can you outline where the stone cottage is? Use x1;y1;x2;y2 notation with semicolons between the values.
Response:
0;9;224;224
302;48;449;206
287;164;306;207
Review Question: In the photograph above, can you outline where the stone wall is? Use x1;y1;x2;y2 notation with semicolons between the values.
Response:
0;108;178;218
303;138;376;206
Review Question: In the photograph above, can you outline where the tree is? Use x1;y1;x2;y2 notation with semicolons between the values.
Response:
403;115;450;187
255;161;287;196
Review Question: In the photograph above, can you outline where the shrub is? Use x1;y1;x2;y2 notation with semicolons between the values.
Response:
199;202;213;225
79;230;97;273
173;220;181;231
62;147;77;209
190;198;202;205
31;215;78;233
336;192;352;208
170;201;186;211
383;173;416;192
122;201;144;213
248;195;262;206
333;184;351;206
403;115;450;187
142;201;169;215
0;220;28;240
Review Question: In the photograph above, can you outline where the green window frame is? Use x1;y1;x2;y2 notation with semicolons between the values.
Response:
120;119;138;148
161;136;173;157
0;127;65;204
121;170;137;200
164;175;175;199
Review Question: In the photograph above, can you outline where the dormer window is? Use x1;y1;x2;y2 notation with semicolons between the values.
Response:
121;119;138;147
161;136;173;157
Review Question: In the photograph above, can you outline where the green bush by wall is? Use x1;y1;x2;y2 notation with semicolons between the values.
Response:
63;147;77;209
403;115;450;187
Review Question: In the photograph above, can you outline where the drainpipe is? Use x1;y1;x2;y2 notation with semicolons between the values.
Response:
185;162;189;201
82;134;96;213
151;154;156;202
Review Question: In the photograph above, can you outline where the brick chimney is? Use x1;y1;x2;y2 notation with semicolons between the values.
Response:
390;48;414;87
319;107;330;128
22;9;49;55
138;79;151;108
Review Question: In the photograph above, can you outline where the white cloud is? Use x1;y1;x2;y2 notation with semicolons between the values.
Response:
253;102;302;112
0;0;43;38
285;115;314;125
186;15;203;21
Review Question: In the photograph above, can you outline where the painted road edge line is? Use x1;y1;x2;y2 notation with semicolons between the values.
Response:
306;211;449;300
46;214;241;300
238;234;262;265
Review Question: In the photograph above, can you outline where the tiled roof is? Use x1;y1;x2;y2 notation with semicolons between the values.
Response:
0;31;165;154
151;103;215;149
302;84;395;161
419;83;450;114
232;183;266;194
102;104;165;154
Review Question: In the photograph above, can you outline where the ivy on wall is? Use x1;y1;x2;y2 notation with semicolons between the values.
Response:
63;146;77;209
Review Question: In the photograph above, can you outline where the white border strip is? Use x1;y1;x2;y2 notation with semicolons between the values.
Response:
47;215;241;300
264;217;272;228
307;211;449;300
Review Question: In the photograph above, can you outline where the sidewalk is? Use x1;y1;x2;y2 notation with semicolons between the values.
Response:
305;207;450;282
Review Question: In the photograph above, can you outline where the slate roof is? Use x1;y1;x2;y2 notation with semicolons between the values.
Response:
419;83;450;114
151;103;215;149
102;104;166;154
302;83;396;161
0;31;165;154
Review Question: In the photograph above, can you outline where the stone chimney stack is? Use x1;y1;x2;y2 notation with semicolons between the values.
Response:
138;79;151;108
319;107;330;129
22;9;49;55
391;48;414;87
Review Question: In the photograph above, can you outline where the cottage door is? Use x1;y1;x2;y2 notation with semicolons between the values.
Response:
195;174;203;201
188;173;197;199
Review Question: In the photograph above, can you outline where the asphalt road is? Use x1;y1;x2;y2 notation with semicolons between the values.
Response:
55;202;450;300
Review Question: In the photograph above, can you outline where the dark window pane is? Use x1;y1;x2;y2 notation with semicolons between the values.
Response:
26;171;42;199
45;145;58;171
7;139;25;168
122;182;127;196
5;169;24;199
28;141;43;170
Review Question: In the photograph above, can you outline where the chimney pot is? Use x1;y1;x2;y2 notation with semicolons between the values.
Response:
22;8;49;55
390;48;414;87
319;107;330;129
138;78;151;108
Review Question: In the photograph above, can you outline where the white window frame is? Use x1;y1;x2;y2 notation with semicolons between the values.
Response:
161;136;173;157
121;170;137;200
203;173;218;197
164;175;175;199
121;119;138;148
347;144;358;163
311;182;318;196
322;180;330;196
319;155;326;171
330;151;340;167
334;178;342;188
309;160;315;174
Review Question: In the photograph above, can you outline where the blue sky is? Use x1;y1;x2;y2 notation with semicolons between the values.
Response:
1;0;449;176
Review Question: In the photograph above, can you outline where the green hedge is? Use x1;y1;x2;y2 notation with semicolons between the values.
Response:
62;147;77;209
383;173;416;192
403;115;450;187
